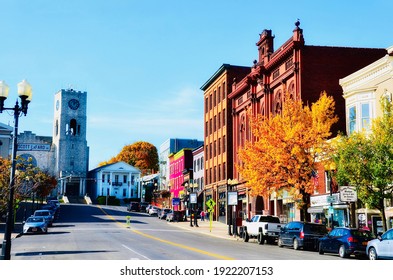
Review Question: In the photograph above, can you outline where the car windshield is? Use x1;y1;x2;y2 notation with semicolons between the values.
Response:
35;211;49;216
27;217;44;223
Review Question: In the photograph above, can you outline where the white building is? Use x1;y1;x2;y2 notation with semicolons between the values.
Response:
340;45;393;135
87;161;141;200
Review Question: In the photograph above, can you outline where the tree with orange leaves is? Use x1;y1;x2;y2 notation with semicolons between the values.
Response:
99;141;159;176
238;91;338;220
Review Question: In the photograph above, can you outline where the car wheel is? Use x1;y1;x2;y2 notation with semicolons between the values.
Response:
243;231;249;242
257;233;265;245
278;238;283;247
318;243;324;255
339;245;348;258
368;247;378;260
293;238;300;250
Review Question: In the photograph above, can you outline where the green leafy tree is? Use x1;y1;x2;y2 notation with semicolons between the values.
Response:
333;97;393;231
0;156;57;214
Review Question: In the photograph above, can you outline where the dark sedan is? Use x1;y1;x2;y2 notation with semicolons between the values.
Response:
319;227;374;258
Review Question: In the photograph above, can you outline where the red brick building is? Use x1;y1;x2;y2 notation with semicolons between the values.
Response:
201;64;250;222
228;21;387;223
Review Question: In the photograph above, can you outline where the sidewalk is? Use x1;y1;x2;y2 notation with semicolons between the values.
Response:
168;218;240;241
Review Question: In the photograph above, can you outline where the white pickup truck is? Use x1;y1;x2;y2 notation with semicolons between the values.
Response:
240;215;284;245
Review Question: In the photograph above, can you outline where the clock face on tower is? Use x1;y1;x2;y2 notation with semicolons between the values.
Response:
68;99;80;110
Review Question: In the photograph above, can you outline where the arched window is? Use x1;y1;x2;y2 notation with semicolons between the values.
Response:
70;119;77;136
274;90;282;115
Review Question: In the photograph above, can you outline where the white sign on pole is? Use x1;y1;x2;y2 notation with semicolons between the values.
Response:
339;186;357;202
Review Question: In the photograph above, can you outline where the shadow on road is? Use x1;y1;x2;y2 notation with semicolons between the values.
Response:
15;249;116;257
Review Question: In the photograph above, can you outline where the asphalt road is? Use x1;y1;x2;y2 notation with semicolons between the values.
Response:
10;203;344;260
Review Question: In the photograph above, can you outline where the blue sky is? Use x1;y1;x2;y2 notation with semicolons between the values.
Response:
0;0;392;169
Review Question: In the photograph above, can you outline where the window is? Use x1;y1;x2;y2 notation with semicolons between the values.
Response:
102;174;105;182
115;175;119;183
123;189;126;197
123;175;127;183
361;103;370;131
55;120;59;136
70;119;77;136
325;171;332;194
349;106;356;134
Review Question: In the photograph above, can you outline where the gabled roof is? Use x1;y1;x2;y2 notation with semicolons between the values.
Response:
88;161;140;173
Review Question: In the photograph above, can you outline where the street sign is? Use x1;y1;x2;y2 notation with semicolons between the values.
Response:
190;192;197;204
326;195;337;204
206;198;216;211
339;186;357;202
172;198;180;206
228;191;238;206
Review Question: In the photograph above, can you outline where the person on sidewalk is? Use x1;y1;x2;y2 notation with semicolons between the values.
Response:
193;209;199;227
201;210;205;221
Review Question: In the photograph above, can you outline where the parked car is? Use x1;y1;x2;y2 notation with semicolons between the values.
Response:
148;206;161;216
366;228;393;260
145;204;153;214
319;227;374;258
158;208;171;220
47;199;60;209
41;204;59;219
166;210;174;222
140;202;149;212
127;202;140;212
278;221;328;250
241;215;284;244
33;209;54;226
23;216;48;234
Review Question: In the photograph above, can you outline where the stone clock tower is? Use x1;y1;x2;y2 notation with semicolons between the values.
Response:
53;89;89;197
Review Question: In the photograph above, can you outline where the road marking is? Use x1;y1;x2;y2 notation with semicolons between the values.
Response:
98;205;234;260
121;244;150;260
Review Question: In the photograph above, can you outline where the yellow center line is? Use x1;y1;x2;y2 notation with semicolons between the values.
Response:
98;206;234;260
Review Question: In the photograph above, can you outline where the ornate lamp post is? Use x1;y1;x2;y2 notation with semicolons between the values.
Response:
0;80;33;260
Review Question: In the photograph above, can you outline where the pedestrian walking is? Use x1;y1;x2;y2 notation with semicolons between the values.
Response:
194;209;199;227
201;210;205;221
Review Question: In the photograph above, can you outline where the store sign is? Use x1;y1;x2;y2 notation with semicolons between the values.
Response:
339;186;357;202
18;143;51;151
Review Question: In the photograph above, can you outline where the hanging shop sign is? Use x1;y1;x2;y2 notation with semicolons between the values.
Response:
339;186;357;202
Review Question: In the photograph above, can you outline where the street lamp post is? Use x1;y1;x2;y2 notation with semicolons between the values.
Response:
227;179;239;236
0;80;33;260
184;182;193;227
327;162;336;230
